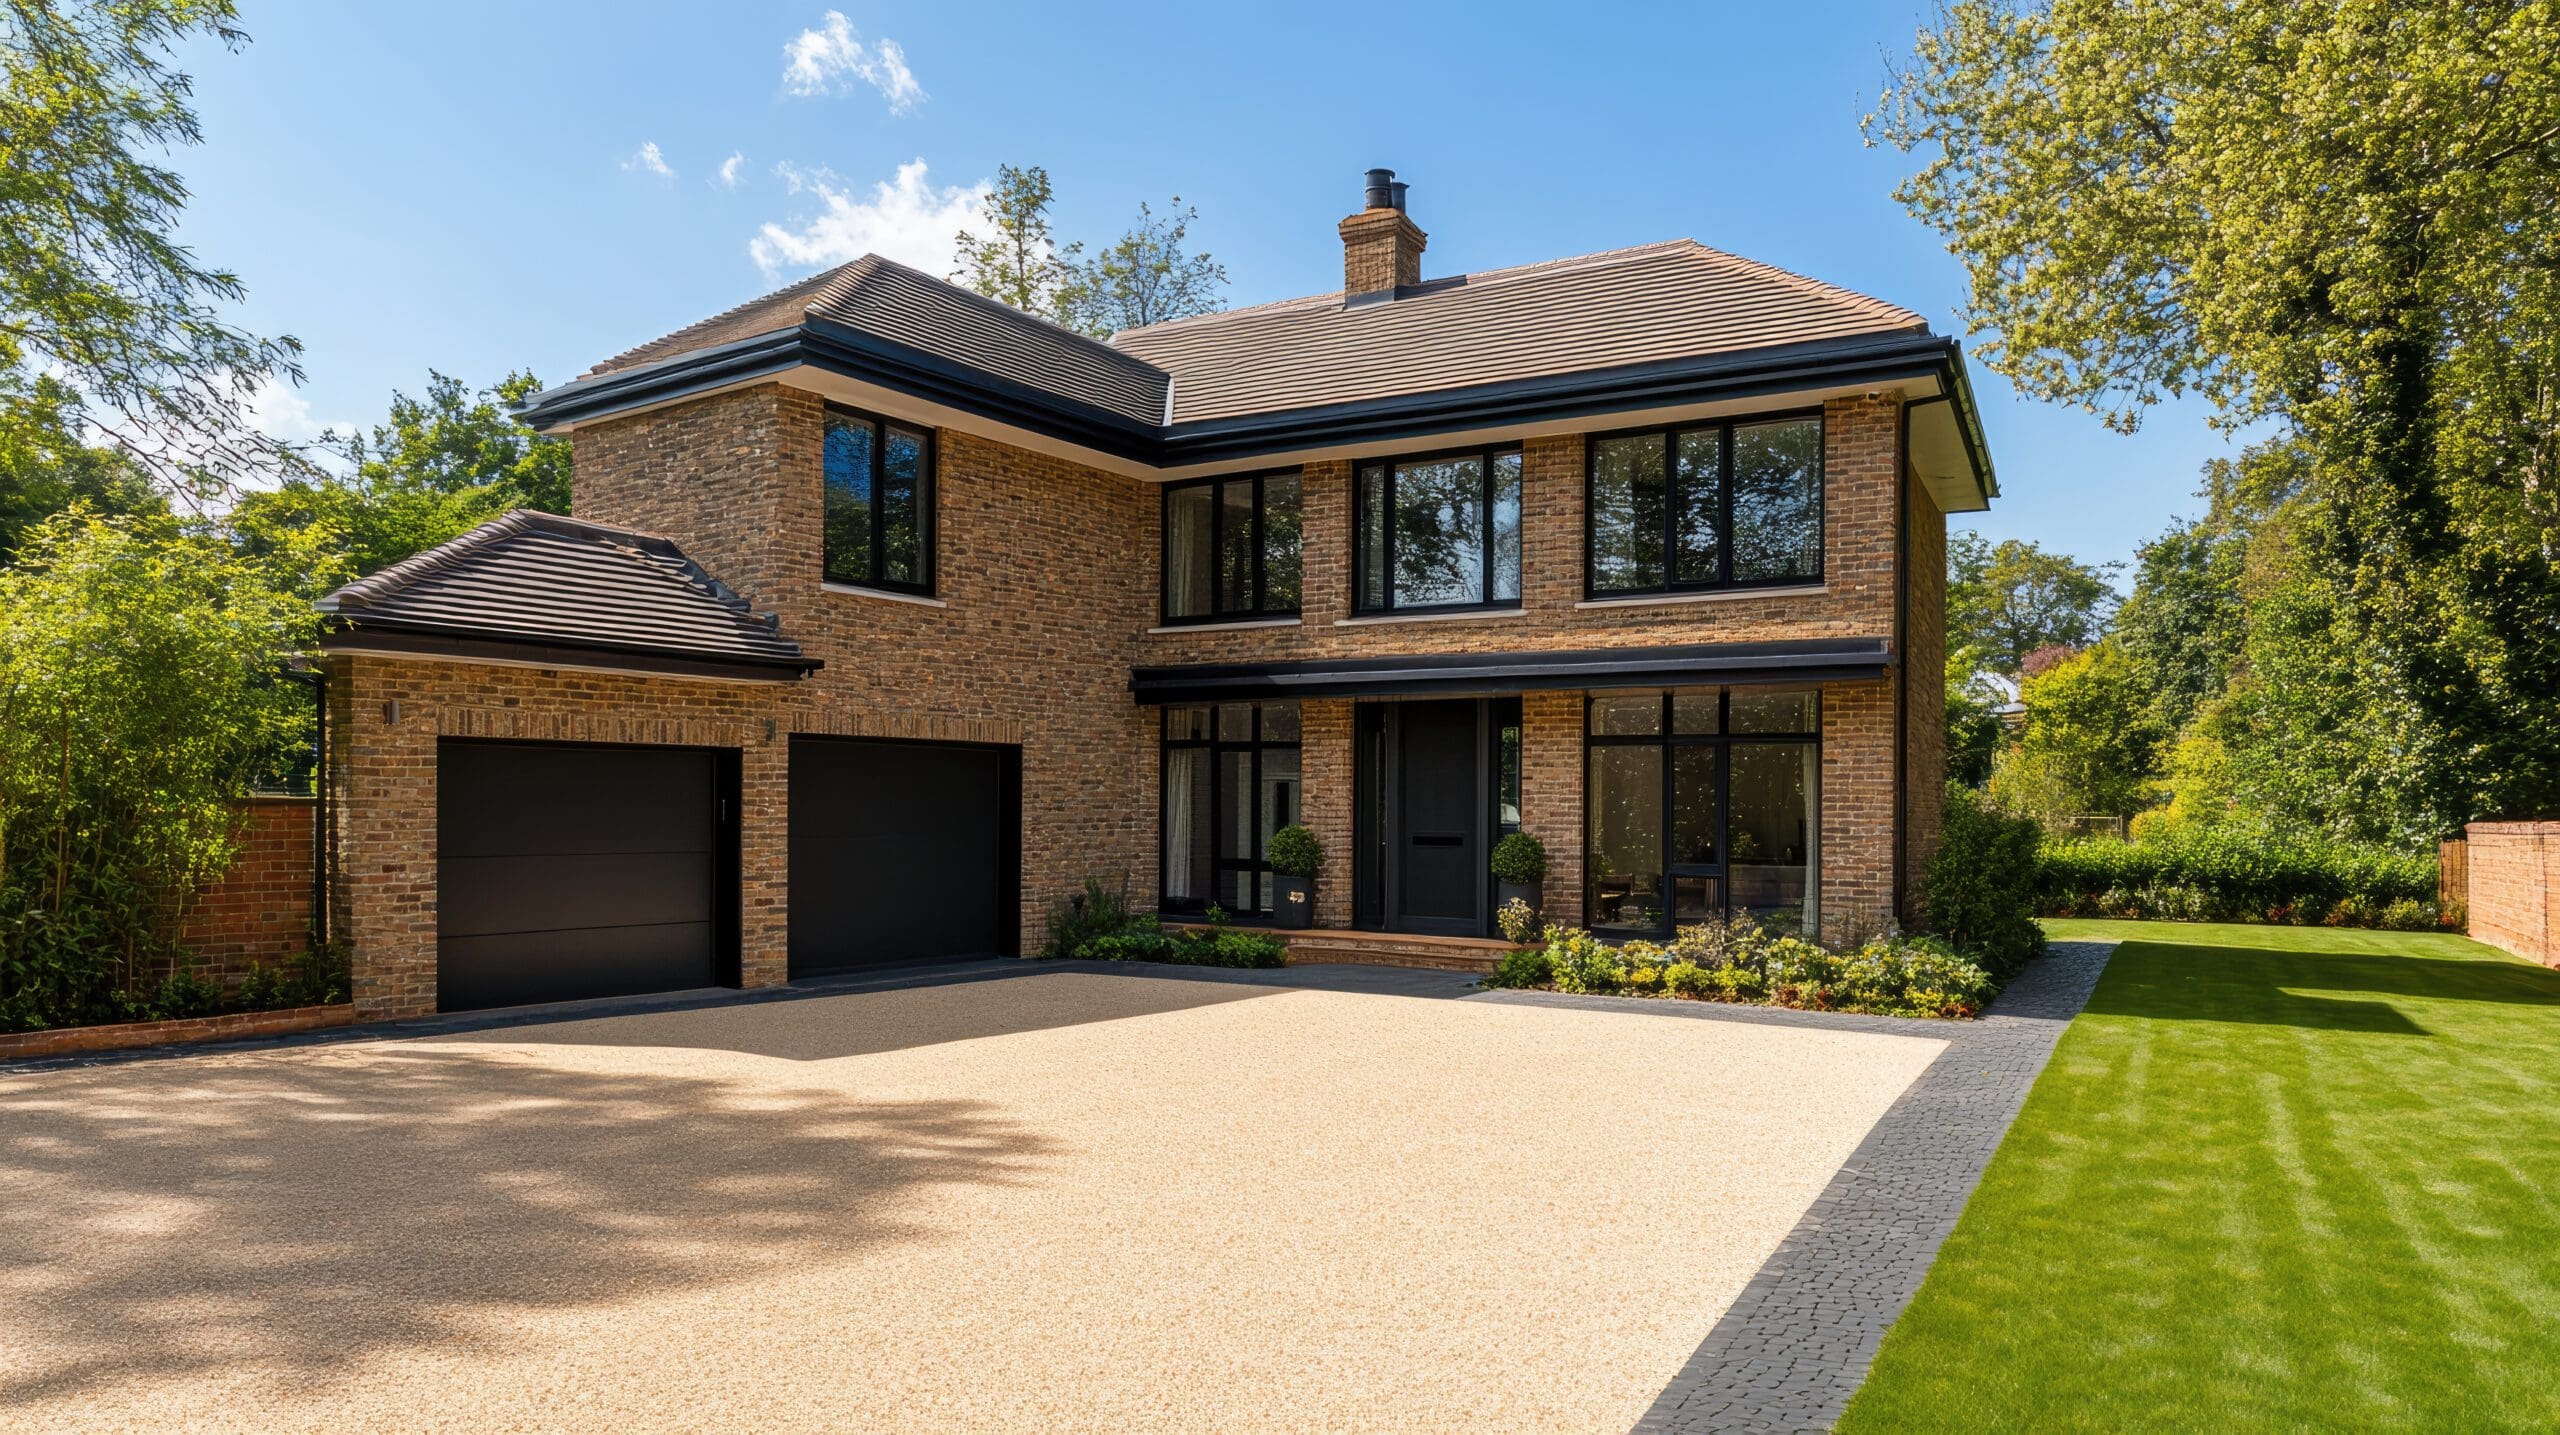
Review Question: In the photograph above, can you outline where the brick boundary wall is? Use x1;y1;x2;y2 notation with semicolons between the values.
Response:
0;1003;356;1061
178;795;318;988
2467;821;2560;967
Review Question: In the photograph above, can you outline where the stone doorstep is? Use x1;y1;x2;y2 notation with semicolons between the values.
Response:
0;1003;360;1060
1171;922;1512;974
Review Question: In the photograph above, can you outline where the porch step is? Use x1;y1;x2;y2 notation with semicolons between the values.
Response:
1277;928;1514;974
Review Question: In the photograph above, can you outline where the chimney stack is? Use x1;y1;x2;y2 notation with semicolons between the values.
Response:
1340;167;1426;298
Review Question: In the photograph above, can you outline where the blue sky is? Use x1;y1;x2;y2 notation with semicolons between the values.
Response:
175;1;2246;573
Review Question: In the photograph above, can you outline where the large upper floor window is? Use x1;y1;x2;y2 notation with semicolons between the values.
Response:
1163;472;1302;623
1353;447;1523;613
1587;414;1822;597
823;406;934;595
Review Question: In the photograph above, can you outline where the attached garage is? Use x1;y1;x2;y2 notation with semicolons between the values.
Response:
789;736;1021;976
437;740;741;1012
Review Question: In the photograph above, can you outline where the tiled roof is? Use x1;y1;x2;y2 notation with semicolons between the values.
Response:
1110;240;1931;425
317;510;814;673
586;255;1172;428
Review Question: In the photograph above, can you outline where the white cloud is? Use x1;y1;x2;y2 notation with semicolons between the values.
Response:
782;12;924;112
245;374;341;445
749;158;988;279
717;151;745;189
622;141;675;181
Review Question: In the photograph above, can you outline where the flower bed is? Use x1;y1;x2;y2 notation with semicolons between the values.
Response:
1480;916;1999;1020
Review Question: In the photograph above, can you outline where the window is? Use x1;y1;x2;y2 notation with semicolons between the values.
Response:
1162;472;1302;622
1162;703;1301;916
1585;688;1819;937
1353;447;1523;612
1587;414;1821;596
823;406;934;594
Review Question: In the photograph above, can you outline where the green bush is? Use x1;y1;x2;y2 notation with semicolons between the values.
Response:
2034;825;2435;928
1043;874;1137;958
1176;928;1288;968
1266;825;1323;880
1490;831;1548;884
1049;906;1286;968
1484;943;1554;989
1547;928;1626;993
1924;785;2047;981
1486;917;1992;1019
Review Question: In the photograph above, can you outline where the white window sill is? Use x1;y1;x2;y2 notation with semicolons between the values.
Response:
822;581;948;608
1334;607;1529;628
1574;584;1827;610
1146;616;1303;635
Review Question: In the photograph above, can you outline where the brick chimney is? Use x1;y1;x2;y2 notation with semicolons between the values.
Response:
1339;167;1426;298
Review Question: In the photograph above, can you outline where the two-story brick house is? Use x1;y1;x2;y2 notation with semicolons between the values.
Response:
315;170;1995;1017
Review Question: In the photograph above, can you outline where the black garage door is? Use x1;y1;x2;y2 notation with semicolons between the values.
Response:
789;737;1019;976
438;740;738;1012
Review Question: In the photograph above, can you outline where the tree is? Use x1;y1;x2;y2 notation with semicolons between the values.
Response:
1991;642;2162;820
0;371;161;563
0;510;317;1029
951;165;1083;324
1945;531;2118;680
1;0;302;494
1871;0;2560;838
1062;199;1228;334
230;370;569;586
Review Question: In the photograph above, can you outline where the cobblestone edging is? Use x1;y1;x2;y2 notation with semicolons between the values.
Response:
1629;940;2118;1434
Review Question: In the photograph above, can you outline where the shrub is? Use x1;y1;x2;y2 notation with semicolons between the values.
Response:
1546;927;1626;994
1044;874;1136;958
1485;943;1554;989
1483;918;1989;1019
1490;832;1548;885
1924;785;2047;981
1266;825;1323;881
2033;824;2433;930
2379;898;2432;932
1496;896;1539;945
1662;961;1711;998
1175;928;1287;968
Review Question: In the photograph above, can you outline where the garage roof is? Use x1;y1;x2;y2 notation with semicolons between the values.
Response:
316;510;820;680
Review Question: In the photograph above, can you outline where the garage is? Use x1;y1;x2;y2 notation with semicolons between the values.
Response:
438;740;740;1012
789;736;1020;976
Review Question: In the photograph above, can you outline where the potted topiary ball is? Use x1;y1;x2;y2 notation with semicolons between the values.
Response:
1490;832;1548;917
1266;824;1323;930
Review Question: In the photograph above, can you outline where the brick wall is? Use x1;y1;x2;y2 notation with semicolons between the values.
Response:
2467;821;2560;967
179;796;316;988
1899;473;1949;922
331;382;1927;1011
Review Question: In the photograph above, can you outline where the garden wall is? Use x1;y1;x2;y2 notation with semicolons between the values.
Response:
2466;821;2560;967
179;795;316;988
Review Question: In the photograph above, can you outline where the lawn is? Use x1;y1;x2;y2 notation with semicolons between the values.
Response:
1839;919;2560;1432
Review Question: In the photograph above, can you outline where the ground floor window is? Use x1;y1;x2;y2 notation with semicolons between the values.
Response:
1585;688;1818;936
1162;703;1301;916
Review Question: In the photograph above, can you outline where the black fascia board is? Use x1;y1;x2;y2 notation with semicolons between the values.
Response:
319;618;821;681
1129;638;1893;705
517;324;1987;489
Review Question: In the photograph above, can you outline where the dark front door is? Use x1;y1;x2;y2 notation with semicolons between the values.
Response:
788;737;1021;977
436;740;737;1013
1392;699;1486;936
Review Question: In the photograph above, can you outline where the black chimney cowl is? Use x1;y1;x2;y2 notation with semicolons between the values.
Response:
1363;167;1396;210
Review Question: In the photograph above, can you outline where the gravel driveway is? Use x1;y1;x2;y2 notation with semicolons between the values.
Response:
0;968;1942;1432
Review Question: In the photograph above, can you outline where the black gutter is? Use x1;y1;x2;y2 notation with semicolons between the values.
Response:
1130;639;1893;705
318;624;822;683
514;325;1994;490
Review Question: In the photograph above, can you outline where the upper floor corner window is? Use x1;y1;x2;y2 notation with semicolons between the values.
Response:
1163;471;1302;623
1587;413;1823;597
1353;446;1523;613
823;406;935;595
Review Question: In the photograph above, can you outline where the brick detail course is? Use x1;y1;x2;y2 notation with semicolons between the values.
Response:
0;1004;357;1061
2466;821;2560;967
179;796;316;988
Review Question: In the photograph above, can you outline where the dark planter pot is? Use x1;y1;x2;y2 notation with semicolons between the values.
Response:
1496;879;1543;921
1274;874;1316;929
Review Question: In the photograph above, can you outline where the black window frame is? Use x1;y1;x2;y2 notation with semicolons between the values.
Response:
1583;409;1825;599
1158;469;1303;625
821;403;937;597
1159;702;1303;919
1583;687;1821;939
1352;444;1526;615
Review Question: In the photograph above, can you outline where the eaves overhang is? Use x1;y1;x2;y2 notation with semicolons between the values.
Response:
515;324;1995;505
318;615;823;684
1129;637;1894;705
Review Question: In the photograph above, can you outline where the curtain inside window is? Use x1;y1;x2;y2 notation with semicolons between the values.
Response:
1167;486;1214;619
1163;748;1204;902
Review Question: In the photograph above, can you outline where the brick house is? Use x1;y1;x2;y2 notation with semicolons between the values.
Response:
316;170;1996;1018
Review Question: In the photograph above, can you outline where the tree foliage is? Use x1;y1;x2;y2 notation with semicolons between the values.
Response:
1944;531;2118;682
1874;0;2560;839
952;164;1227;337
951;164;1083;324
230;370;569;586
2000;642;2164;819
0;0;302;493
0;510;317;1029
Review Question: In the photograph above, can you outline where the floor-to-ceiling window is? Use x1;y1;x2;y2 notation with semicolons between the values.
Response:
1161;703;1301;916
1584;688;1818;936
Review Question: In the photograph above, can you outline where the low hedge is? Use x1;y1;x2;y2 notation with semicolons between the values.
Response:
2036;827;2441;929
1056;914;1287;968
1483;916;1997;1019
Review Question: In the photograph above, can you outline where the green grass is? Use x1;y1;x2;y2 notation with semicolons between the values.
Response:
1838;919;2560;1432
